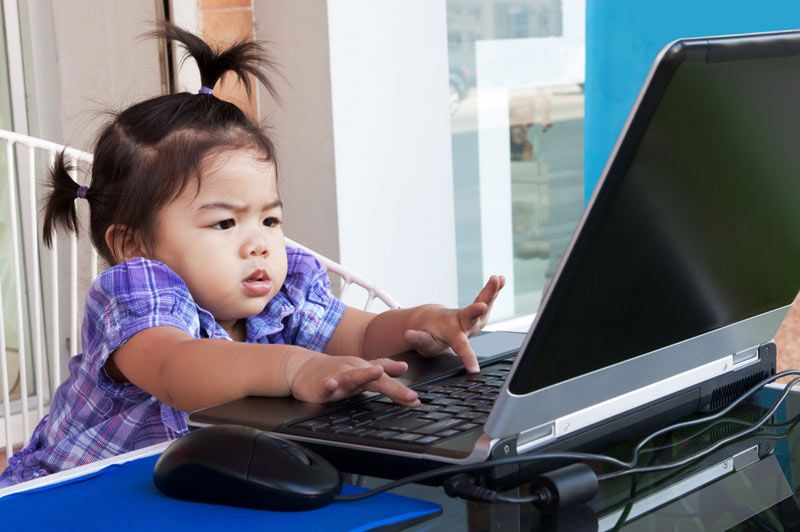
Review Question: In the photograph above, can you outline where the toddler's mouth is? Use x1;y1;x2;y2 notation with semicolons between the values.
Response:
242;268;271;297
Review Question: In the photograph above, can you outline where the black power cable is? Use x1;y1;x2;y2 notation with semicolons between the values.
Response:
334;451;625;502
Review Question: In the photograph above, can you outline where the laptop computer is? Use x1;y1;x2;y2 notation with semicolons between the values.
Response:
190;30;800;483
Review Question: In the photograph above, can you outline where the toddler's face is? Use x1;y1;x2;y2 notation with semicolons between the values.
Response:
151;149;288;332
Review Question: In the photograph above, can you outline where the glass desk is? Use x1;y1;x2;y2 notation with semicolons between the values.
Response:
364;384;800;531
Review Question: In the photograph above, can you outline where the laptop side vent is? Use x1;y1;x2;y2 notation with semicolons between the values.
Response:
708;371;766;411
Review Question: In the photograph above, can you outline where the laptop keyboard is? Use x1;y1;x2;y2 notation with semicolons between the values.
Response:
282;359;513;448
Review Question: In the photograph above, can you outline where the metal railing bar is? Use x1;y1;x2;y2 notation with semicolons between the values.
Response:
0;282;13;458
28;145;44;421
6;141;30;443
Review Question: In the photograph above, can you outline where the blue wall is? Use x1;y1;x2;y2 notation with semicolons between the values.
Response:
584;1;800;202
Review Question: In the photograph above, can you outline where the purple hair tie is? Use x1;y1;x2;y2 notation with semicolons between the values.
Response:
76;186;88;199
198;86;214;95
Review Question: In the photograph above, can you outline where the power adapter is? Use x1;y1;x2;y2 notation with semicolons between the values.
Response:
443;463;599;512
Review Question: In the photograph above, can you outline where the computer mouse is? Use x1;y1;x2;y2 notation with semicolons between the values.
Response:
153;425;341;511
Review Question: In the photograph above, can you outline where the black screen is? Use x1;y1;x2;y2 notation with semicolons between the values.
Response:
509;47;800;395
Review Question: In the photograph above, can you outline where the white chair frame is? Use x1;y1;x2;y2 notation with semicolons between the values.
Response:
0;129;399;460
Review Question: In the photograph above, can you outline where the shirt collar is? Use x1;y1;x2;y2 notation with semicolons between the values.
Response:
246;290;296;343
195;289;297;343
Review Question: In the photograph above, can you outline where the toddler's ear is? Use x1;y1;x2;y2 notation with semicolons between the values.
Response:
105;224;149;263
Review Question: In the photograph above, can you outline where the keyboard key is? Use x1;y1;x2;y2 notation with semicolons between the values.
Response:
359;401;388;411
336;426;373;436
294;420;329;431
390;433;423;443
451;392;479;400
414;418;464;435
430;397;461;407
439;429;460;438
441;406;470;415
373;407;402;420
373;430;402;440
375;416;434;432
416;436;440;445
420;412;452;421
419;392;447;402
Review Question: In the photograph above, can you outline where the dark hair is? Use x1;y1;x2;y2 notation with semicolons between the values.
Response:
41;22;280;265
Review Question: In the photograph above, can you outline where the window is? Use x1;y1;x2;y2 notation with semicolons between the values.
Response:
447;0;585;320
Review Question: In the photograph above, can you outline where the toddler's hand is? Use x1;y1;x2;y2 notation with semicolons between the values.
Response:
287;353;420;407
404;275;505;373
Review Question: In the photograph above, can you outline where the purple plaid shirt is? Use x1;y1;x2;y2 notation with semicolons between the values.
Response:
0;247;345;486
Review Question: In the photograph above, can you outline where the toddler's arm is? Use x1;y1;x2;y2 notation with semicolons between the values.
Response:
326;275;505;373
109;326;419;412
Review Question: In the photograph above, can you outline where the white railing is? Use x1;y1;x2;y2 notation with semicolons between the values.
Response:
0;129;399;460
0;131;93;460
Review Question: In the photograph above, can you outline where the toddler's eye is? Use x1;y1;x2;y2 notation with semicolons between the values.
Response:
212;219;236;230
264;217;281;227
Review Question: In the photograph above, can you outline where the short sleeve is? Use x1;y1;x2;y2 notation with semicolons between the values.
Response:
279;248;346;351
82;257;202;397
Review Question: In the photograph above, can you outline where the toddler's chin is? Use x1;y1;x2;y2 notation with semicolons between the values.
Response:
246;294;273;313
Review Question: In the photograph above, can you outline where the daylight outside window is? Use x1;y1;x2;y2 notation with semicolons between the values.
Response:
447;0;585;321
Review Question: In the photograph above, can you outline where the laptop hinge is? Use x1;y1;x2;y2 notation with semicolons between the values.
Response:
732;345;760;367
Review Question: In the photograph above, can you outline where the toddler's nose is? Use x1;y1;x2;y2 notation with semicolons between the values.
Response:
244;238;269;257
251;242;268;256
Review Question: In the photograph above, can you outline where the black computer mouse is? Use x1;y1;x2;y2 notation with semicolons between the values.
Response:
153;425;341;511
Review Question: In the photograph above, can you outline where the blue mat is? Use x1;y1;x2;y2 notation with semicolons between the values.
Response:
1;455;441;531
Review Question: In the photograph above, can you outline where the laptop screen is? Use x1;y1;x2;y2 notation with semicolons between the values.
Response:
509;46;800;395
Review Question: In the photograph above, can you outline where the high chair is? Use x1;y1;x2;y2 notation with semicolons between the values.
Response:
0;128;400;463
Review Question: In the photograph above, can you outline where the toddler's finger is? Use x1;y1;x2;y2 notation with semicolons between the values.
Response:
335;365;384;393
486;275;505;307
450;335;480;373
459;302;488;330
367;374;419;407
474;275;500;305
372;358;409;377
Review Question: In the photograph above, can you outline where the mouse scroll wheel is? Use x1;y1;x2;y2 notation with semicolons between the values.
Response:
283;444;311;466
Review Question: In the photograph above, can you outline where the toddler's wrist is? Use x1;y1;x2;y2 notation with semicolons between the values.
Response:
281;347;320;392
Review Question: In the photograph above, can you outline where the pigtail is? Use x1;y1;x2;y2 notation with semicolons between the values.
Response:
148;21;279;101
41;151;86;248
